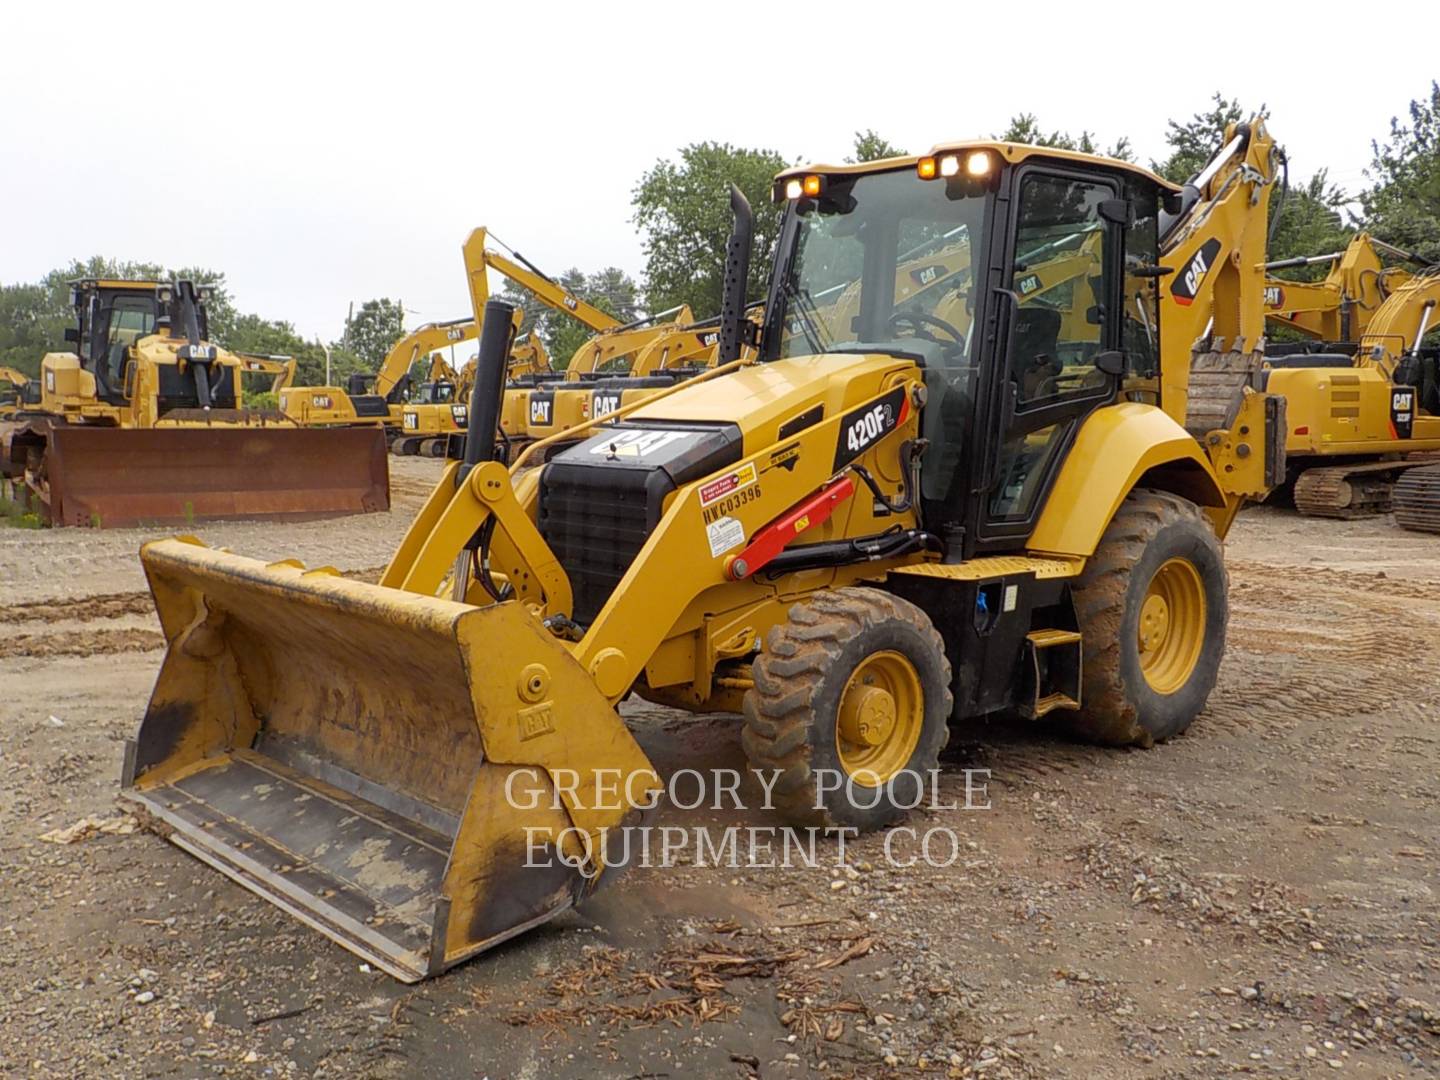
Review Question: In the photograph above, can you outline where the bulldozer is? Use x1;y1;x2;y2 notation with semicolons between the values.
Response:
121;119;1284;980
1;280;388;527
1260;264;1440;516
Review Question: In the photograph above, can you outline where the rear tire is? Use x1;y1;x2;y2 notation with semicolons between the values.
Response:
742;588;952;831
1066;489;1227;747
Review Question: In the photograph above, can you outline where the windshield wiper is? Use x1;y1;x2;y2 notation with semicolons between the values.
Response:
784;280;833;354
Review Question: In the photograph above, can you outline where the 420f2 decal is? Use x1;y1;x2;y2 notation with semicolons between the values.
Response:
832;386;907;470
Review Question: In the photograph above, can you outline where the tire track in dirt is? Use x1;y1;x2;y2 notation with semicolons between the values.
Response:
1206;558;1440;733
0;591;152;625
0;628;163;659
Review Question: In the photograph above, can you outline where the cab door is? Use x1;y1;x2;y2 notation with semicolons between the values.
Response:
967;166;1130;550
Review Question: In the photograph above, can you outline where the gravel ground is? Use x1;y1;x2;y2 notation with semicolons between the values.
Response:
1;476;1437;1079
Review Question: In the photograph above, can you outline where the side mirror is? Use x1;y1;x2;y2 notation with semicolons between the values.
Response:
1098;198;1134;226
1093;350;1126;377
63;327;80;344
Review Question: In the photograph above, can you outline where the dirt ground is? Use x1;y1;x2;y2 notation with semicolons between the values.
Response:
1;457;1437;1079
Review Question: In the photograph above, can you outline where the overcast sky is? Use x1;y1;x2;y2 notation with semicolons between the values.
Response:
4;2;1432;342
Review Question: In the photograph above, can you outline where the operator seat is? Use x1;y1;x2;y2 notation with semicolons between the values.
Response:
1011;306;1062;400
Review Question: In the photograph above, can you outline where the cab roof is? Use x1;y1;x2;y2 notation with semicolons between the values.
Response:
776;140;1180;194
69;278;167;291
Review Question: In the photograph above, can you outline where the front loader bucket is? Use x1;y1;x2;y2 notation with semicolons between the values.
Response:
121;539;657;981
44;425;389;527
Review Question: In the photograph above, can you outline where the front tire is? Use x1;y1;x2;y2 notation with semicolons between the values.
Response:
1067;489;1227;746
741;588;953;831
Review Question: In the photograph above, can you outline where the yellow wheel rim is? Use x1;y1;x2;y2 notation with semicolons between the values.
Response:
1138;557;1206;695
835;650;924;787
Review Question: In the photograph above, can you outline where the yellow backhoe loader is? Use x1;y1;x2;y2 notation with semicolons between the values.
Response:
1257;265;1440;516
122;119;1283;979
1;280;388;527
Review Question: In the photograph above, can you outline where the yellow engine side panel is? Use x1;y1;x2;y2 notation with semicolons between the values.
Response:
1265;366;1440;456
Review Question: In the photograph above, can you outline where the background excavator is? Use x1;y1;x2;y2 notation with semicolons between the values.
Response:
399;329;554;458
236;354;296;400
122;119;1283;980
278;316;478;435
0;279;388;527
1262;233;1425;345
1259;262;1440;516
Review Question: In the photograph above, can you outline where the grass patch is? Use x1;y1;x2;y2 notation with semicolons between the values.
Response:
0;481;44;528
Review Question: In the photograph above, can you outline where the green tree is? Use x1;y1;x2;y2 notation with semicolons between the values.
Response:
1268;170;1352;279
848;130;907;163
1153;93;1246;183
997;114;1133;162
340;297;405;369
224;312;341;387
1360;82;1440;262
632;141;789;317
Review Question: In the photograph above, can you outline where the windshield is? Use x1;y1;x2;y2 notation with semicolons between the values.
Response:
771;168;990;370
770;168;991;504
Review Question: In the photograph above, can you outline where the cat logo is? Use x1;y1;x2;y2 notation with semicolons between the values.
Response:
1264;285;1285;308
1017;273;1041;296
1172;238;1222;307
451;405;468;424
563;296;578;310
446;326;465;341
592;390;622;417
529;395;553;425
1391;388;1416;440
312;394;333;409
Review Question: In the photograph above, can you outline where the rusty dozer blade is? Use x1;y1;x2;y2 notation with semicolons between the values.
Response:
121;538;658;981
42;425;389;527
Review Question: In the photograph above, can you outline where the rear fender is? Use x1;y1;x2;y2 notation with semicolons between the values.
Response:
1027;403;1227;557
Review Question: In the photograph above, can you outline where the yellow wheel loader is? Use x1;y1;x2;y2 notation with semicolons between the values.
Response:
1;280;388;527
1260;265;1440;516
121;120;1284;980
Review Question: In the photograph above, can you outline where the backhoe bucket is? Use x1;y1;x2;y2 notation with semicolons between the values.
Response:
42;425;389;527
121;539;657;981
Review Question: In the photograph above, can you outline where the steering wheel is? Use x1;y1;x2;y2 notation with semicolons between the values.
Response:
888;311;965;346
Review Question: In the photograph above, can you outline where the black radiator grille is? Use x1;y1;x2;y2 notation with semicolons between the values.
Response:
540;466;658;625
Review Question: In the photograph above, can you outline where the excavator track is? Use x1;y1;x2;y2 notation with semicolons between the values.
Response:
1294;460;1411;518
1393;464;1440;533
1185;344;1264;437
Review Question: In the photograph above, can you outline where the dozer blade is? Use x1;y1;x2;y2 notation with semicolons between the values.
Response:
121;538;657;981
43;425;389;527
